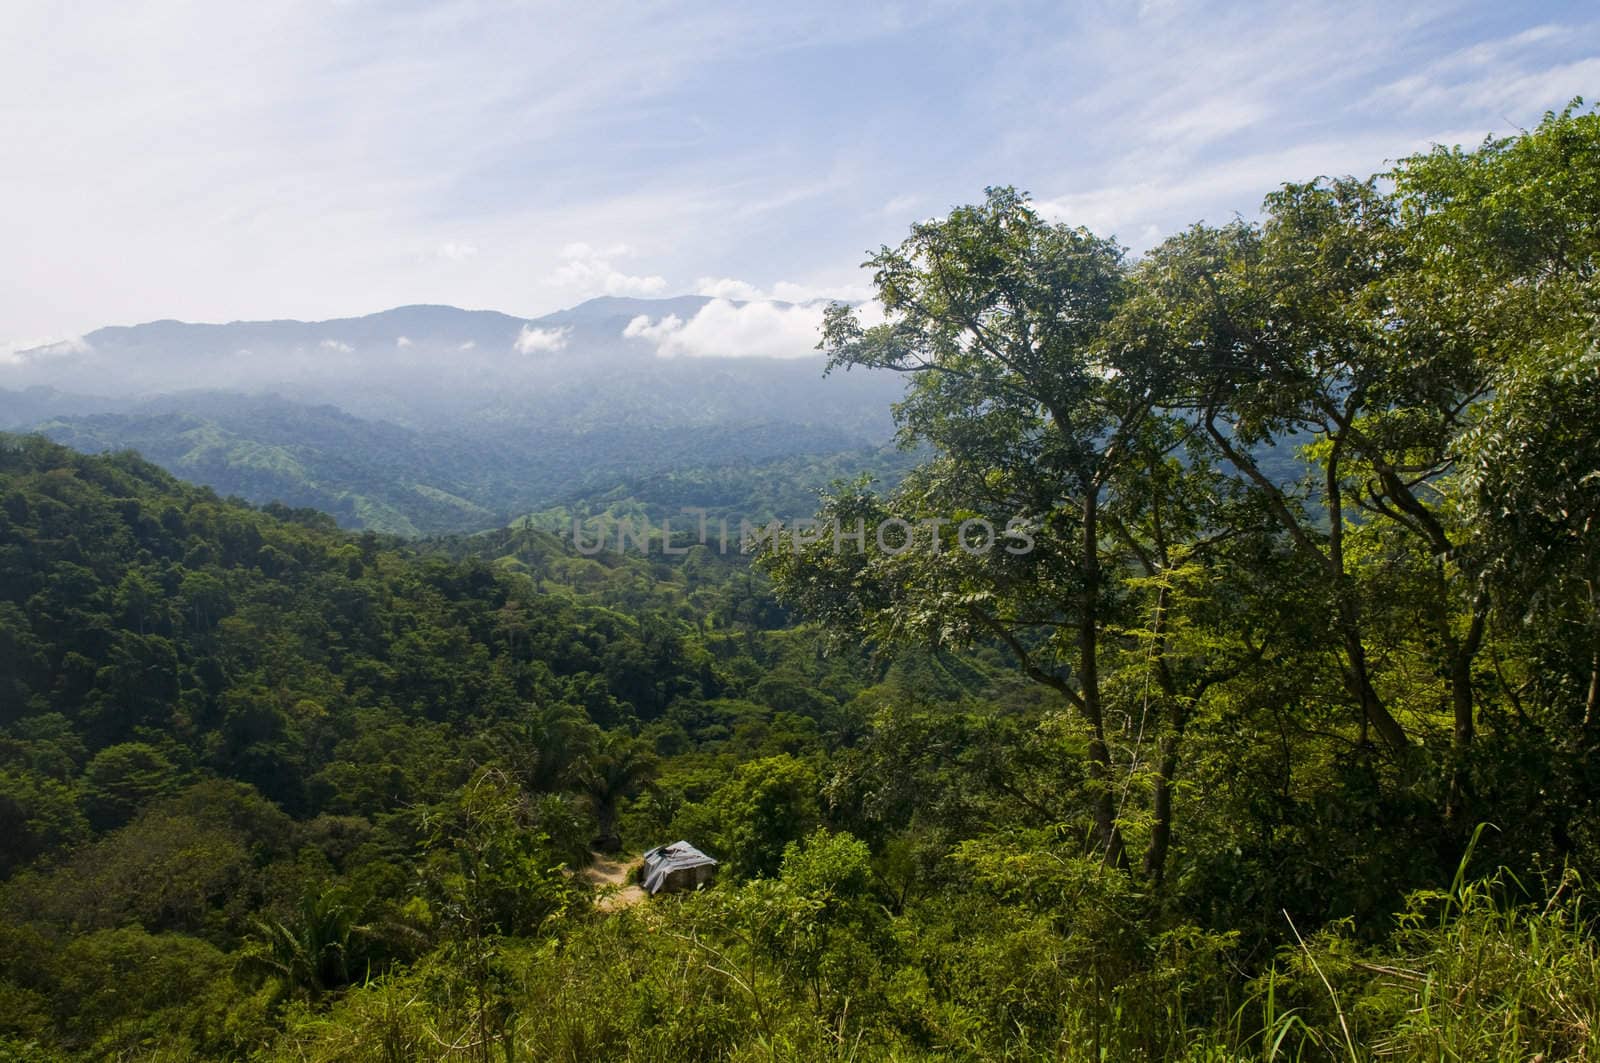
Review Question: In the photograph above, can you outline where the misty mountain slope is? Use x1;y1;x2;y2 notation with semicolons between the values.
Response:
511;443;927;533
0;297;911;535
0;298;1326;540
3;297;905;433
0;386;135;426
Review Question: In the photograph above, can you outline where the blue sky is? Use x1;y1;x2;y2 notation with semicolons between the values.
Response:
3;0;1596;356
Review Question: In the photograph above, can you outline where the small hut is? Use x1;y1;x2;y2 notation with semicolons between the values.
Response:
641;840;718;896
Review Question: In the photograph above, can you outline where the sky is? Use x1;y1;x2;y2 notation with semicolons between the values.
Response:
3;0;1597;357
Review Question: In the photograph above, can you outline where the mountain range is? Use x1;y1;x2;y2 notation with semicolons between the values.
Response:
0;298;908;535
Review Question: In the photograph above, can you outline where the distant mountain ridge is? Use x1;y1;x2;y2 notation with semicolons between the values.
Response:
3;295;895;430
0;296;907;536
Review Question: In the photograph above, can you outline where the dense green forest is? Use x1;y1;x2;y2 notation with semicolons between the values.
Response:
15;392;893;537
2;106;1599;1061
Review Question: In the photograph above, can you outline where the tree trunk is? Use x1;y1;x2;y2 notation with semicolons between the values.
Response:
1144;728;1182;887
1438;589;1489;825
1141;576;1183;888
1086;735;1127;870
594;800;621;853
1327;451;1408;756
1080;488;1128;870
1586;643;1600;733
1341;620;1409;755
1207;415;1408;755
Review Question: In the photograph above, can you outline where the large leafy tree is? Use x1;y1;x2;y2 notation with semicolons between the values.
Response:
1404;103;1600;725
766;188;1249;871
1118;182;1460;759
1119;105;1599;824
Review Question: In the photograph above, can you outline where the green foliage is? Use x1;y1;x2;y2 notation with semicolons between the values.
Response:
23;391;906;537
578;731;658;852
3;780;291;937
690;753;821;880
0;924;271;1059
420;770;579;940
80;741;179;829
3;110;1600;1060
0;770;86;879
235;887;367;1003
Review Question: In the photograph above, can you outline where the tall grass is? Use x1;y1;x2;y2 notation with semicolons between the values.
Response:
259;866;1600;1062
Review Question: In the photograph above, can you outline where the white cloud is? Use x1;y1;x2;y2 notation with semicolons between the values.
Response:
694;277;764;301
458;340;476;351
1368;30;1599;117
623;313;683;341
555;243;667;298
436;241;479;261
1033;130;1466;248
0;2;1590;343
1147;95;1268;149
0;4;896;338
994;4;1593;255
772;280;872;304
693;276;873;305
396;335;413;348
514;324;570;354
1137;0;1186;23
0;335;88;365
47;336;93;355
1462;57;1600;116
562;241;633;259
319;338;354;352
622;299;825;359
853;298;891;330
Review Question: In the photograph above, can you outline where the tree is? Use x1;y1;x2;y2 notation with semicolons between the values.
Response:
235;887;362;1002
577;731;658;852
701;754;820;879
714;829;883;1033
517;700;597;794
1401;103;1600;731
1121;104;1600;827
1119;187;1427;758
419;770;577;1062
80;741;179;830
0;768;88;878
767;187;1204;868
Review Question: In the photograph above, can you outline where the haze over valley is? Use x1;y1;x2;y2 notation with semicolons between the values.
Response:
0;297;909;534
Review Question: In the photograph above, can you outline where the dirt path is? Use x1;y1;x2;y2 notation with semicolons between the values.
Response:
582;852;645;911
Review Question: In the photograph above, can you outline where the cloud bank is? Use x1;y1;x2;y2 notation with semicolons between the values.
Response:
555;243;667;299
624;299;827;359
3;1;1593;349
515;324;571;354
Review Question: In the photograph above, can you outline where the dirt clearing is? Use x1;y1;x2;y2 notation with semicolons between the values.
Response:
582;852;645;911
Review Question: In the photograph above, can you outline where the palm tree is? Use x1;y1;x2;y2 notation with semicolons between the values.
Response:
518;701;596;794
235;887;361;1001
577;732;658;853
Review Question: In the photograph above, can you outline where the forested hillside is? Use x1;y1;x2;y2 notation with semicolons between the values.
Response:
18;391;887;537
1;107;1598;1062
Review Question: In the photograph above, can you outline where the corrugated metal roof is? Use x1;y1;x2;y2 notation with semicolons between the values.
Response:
641;840;718;895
